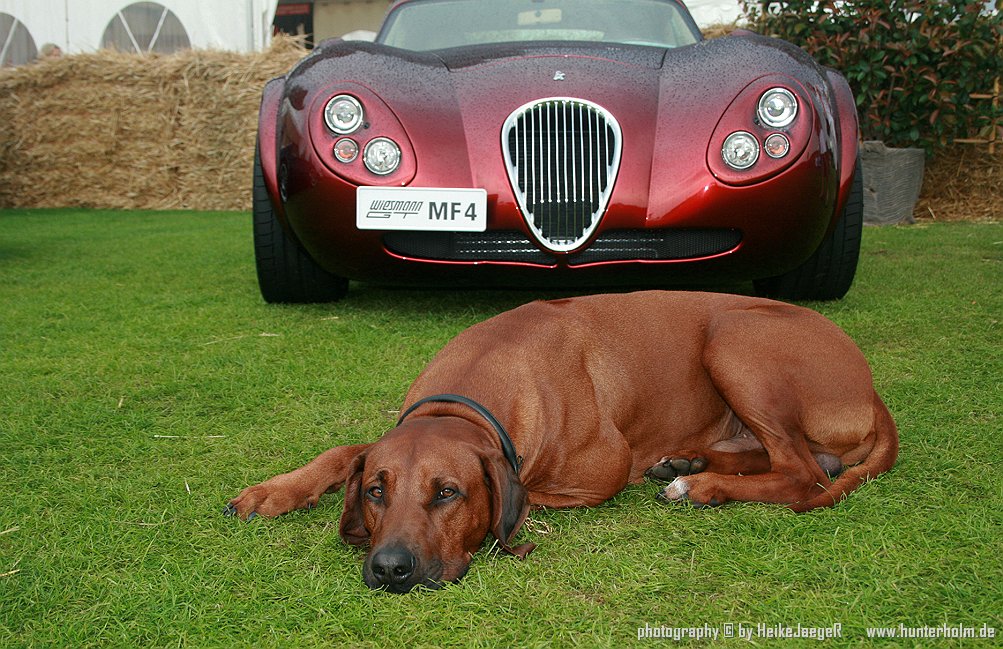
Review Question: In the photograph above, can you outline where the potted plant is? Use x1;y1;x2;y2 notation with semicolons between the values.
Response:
741;0;1002;224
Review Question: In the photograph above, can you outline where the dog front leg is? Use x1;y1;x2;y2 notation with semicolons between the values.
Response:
225;443;372;519
644;447;772;482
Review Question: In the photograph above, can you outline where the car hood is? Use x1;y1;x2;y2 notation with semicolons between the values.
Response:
292;33;825;118
432;41;668;70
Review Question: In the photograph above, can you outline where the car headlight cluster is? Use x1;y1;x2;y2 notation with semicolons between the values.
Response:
323;94;402;176
721;87;797;171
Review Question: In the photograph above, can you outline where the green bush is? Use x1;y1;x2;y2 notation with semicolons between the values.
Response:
741;0;1003;151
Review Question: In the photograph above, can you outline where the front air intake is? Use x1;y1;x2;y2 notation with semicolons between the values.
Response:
502;98;622;253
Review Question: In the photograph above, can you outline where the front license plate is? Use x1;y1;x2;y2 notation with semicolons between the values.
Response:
356;187;487;232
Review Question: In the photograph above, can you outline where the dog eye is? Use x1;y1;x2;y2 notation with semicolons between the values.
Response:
367;486;383;500
436;488;457;501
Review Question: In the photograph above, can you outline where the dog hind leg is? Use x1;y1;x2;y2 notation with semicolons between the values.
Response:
657;305;874;509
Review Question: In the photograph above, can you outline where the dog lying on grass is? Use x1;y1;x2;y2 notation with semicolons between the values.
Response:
226;291;898;593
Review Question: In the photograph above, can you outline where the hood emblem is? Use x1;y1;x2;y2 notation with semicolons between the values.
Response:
553;70;566;81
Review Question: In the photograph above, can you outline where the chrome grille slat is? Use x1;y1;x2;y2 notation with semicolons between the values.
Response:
502;98;622;253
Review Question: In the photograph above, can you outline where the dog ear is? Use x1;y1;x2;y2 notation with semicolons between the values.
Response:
481;452;535;558
338;451;370;546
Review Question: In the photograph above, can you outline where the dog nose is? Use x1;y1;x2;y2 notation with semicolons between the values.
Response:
369;547;416;588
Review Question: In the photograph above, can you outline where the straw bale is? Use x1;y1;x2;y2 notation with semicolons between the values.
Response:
0;36;305;211
915;145;1002;222
701;23;741;39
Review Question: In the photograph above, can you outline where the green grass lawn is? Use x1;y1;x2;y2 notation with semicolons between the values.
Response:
1;209;1000;647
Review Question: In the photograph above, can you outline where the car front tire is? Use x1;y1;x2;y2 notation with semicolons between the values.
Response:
754;157;863;301
252;143;349;303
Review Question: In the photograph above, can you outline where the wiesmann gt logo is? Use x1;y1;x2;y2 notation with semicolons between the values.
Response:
553;70;566;81
365;198;477;222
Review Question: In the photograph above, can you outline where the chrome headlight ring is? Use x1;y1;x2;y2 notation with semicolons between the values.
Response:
333;138;359;163
764;133;791;159
757;88;798;129
324;94;364;134
722;131;760;170
363;137;402;175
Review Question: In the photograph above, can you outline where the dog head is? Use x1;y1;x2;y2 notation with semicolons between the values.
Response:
339;417;530;593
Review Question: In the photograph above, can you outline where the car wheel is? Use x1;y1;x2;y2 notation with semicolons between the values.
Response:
253;143;349;303
754;157;863;301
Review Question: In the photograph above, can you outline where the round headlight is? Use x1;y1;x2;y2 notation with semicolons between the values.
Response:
333;138;359;163
363;137;401;175
757;88;797;128
324;95;364;134
764;133;790;159
722;131;759;170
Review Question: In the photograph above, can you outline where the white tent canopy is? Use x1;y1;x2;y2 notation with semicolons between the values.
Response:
1;0;749;66
685;0;744;27
0;0;277;61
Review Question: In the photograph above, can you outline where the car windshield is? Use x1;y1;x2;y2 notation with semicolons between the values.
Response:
377;0;701;51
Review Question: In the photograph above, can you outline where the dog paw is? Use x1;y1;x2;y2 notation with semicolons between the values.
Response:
224;478;317;520
655;475;724;508
645;454;708;482
656;476;691;503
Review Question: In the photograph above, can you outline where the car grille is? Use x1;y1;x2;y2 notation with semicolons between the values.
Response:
567;229;742;265
383;229;741;265
502;98;622;253
384;231;553;265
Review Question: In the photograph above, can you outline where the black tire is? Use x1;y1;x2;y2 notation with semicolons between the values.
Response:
754;157;863;301
253;143;349;303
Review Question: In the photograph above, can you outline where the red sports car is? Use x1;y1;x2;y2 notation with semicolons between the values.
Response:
253;0;862;302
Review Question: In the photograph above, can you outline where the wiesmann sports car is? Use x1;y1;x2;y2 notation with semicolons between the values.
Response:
253;0;862;302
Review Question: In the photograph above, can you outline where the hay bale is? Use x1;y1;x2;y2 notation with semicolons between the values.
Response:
915;145;1002;222
0;36;306;211
701;23;741;39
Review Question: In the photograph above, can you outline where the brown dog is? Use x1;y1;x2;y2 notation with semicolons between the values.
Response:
226;291;898;593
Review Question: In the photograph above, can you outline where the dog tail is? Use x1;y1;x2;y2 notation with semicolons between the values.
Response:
792;393;899;512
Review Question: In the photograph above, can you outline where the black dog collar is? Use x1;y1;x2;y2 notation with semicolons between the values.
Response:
397;394;522;475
